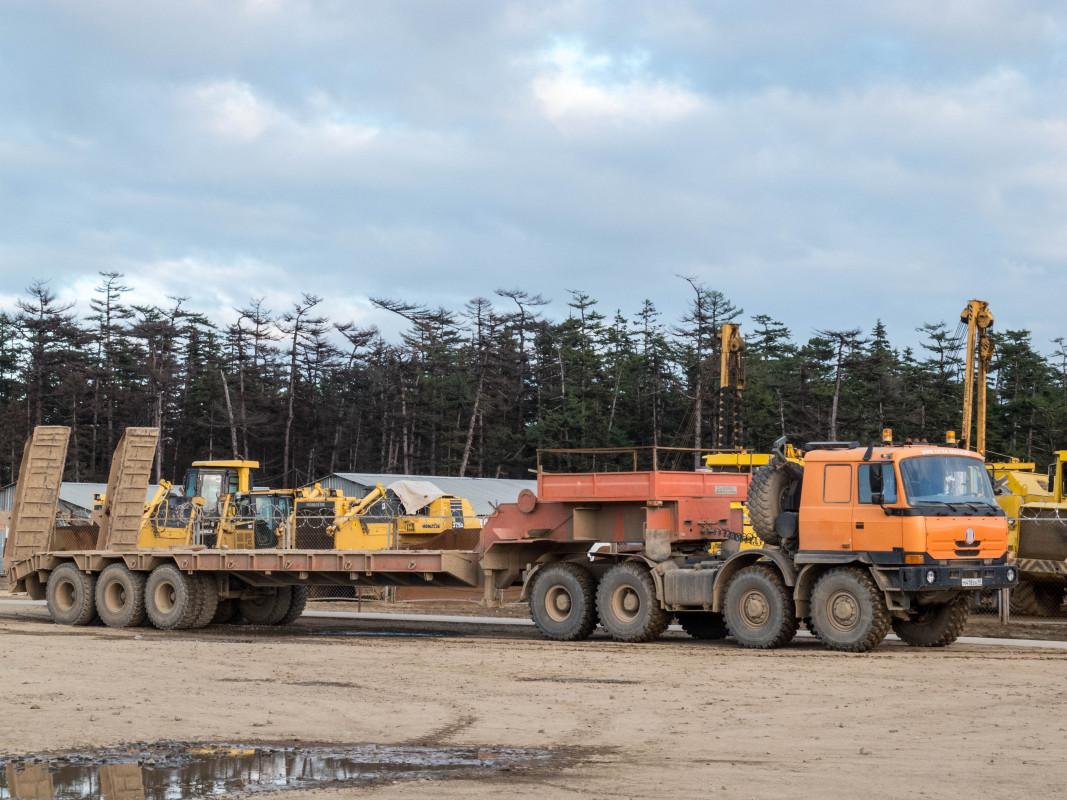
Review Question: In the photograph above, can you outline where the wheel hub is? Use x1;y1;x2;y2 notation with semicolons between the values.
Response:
828;591;859;631
611;586;642;622
740;589;770;627
544;586;573;622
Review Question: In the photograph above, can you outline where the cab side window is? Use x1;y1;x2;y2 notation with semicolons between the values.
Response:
858;463;897;504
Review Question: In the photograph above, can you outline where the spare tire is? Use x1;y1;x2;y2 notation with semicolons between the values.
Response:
748;464;794;546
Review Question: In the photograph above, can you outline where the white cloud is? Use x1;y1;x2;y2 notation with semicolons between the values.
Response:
531;39;701;128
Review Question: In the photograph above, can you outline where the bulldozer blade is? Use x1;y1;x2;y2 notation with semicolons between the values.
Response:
95;427;160;550
1017;511;1067;562
3;426;70;587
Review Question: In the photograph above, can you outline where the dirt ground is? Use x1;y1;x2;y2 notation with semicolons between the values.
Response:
1;597;1066;800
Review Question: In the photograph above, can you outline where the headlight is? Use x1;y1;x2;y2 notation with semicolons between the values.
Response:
926;570;937;584
1006;567;1016;582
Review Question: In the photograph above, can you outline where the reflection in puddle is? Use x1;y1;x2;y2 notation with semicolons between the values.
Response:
1;743;556;799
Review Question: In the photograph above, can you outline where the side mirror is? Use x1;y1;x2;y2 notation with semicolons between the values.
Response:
868;463;883;494
871;492;884;505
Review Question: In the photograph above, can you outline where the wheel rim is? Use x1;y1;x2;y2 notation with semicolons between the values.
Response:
544;585;573;623
103;580;126;613
738;588;770;628
154;582;176;613
55;579;76;612
825;589;860;633
611;585;641;623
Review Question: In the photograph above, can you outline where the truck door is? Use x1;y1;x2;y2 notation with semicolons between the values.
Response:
800;463;855;551
852;462;903;554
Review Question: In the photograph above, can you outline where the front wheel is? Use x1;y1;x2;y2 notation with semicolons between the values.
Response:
891;598;968;647
809;567;890;652
529;562;597;641
722;564;797;649
597;562;670;643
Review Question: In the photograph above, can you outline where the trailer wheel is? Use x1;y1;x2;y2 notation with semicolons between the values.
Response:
212;598;238;624
810;567;890;652
722;564;797;649
676;611;727;640
747;465;792;546
239;587;292;625
1009;580;1066;617
46;563;98;626
529;562;598;641
95;563;147;629
145;564;200;630
276;586;309;625
190;574;220;629
891;597;968;647
597;562;670;643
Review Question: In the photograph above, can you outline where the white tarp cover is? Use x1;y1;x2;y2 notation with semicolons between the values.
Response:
387;480;447;514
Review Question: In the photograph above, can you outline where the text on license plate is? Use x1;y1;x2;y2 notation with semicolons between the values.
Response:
961;577;983;587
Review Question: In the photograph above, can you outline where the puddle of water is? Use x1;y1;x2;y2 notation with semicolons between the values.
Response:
0;742;558;799
306;630;443;638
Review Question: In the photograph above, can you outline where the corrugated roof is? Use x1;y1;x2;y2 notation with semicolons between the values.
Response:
57;483;162;514
311;473;536;516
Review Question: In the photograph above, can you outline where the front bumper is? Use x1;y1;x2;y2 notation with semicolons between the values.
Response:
898;562;1019;591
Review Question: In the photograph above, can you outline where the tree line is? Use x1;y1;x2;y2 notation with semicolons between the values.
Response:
1;273;1063;487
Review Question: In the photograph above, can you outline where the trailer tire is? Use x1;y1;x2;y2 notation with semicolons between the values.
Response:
529;562;598;641
95;563;147;629
239;587;292;625
1009;580;1066;617
747;465;791;546
597;562;671;643
891;597;968;647
810;567;890;652
191;574;220;629
722;564;797;649
46;563;98;626
145;564;200;630
212;598;238;624
676;611;727;640
276;586;309;625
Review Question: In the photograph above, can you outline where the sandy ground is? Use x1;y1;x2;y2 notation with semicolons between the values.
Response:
2;598;1066;800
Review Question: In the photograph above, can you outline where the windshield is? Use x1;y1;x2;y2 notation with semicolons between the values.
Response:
900;455;997;507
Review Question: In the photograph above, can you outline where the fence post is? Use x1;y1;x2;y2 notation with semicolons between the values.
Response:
999;588;1010;625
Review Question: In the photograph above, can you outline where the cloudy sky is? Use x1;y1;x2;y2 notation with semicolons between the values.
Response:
2;1;1066;350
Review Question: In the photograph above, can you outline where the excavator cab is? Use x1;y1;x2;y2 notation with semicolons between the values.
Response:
182;460;259;516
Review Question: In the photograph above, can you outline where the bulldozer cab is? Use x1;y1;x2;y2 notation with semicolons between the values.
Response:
182;460;259;513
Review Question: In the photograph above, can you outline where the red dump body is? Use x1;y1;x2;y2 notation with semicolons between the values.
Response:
480;470;749;549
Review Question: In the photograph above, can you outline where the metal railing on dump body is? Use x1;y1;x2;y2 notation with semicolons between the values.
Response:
535;446;752;474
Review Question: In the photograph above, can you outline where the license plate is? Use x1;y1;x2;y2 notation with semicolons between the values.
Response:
962;577;983;587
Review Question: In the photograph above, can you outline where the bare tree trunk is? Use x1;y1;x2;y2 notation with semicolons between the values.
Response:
459;369;485;477
220;370;239;459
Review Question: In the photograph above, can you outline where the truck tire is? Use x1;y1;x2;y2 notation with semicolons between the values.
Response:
276;586;309;625
529;562;598;641
46;563;98;626
597;562;670;643
190;574;220;629
239;587;292;625
809;567;890;652
95;563;147;629
145;564;200;630
747;465;791;546
891;598;968;647
676;611;727;640
1009;580;1066;617
212;598;238;624
722;564;797;649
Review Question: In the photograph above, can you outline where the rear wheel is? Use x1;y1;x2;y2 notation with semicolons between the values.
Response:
239;587;292;625
597;562;670;643
95;563;147;629
276;586;309;625
190;574;220;629
810;567;890;652
722;565;797;649
46;563;98;626
145;564;199;630
676;611;727;640
529;562;597;641
891;598;968;647
1010;580;1066;617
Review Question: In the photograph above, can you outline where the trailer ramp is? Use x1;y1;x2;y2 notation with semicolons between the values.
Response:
95;427;159;550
